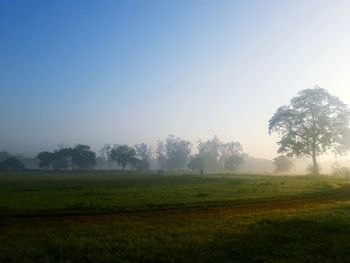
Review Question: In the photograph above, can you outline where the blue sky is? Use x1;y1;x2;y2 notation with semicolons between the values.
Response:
1;0;350;158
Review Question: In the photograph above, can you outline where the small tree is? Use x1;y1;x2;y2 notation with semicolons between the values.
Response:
110;145;136;171
269;88;350;175
273;155;293;173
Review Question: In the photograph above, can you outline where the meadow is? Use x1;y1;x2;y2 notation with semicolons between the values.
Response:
1;171;350;262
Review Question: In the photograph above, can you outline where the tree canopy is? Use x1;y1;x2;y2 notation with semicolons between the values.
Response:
156;135;191;170
269;87;350;175
188;136;243;173
110;145;136;171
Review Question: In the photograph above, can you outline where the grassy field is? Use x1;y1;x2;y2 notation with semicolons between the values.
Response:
1;171;350;262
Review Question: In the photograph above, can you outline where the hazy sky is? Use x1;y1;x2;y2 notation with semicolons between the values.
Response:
1;0;350;158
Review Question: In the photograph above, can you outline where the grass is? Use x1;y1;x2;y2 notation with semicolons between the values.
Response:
1;171;350;262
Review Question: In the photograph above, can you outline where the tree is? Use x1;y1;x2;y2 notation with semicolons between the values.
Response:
99;144;112;169
197;136;222;172
133;143;152;171
269;88;350;175
71;144;96;170
54;147;73;170
224;155;243;172
188;154;204;172
194;136;243;173
220;142;243;172
273;155;293;173
110;144;136;171
0;157;25;170
156;140;167;169
37;151;54;169
156;135;191;170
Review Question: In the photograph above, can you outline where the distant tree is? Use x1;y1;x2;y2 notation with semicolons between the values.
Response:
71;144;96;170
133;143;152;171
99;144;112;169
54;147;73;170
195;136;243;173
157;135;191;170
37;151;54;169
110;145;136;171
224;155;243;172
156;140;167;169
273;155;293;173
269;88;350;175
0;157;25;170
220;142;243;172
331;162;350;178
187;154;204;172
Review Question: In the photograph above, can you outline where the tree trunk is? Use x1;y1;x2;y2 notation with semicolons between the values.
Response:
312;149;319;175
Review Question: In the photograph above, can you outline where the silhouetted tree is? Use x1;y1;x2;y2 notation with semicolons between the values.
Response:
273;155;293;173
71;144;96;170
52;147;73;170
269;88;350;175
37;151;54;169
0;157;25;170
110;144;136;171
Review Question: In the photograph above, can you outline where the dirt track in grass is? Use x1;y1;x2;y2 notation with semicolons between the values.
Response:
3;184;350;225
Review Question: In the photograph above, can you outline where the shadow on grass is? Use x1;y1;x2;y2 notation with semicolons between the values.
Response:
209;217;350;262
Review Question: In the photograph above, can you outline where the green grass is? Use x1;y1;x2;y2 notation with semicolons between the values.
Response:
1;171;350;262
0;171;342;216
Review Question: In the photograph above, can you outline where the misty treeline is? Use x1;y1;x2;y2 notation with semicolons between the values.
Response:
32;135;244;173
0;135;247;173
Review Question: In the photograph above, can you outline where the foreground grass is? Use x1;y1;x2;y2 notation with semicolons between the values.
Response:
1;172;350;262
0;171;343;217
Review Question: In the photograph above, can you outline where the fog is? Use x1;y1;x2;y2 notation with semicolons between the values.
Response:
2;1;350;172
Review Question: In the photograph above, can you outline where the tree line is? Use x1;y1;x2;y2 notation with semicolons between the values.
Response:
2;88;350;175
31;135;244;173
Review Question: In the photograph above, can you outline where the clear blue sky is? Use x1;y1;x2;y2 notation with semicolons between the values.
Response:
1;0;350;158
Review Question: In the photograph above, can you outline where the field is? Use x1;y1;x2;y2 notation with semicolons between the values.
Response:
1;171;350;262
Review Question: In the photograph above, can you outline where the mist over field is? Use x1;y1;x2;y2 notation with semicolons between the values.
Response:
3;1;350;262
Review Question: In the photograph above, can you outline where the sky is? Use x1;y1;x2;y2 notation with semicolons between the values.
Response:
1;0;350;159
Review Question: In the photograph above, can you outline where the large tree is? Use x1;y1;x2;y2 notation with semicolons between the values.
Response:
269;88;350;175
